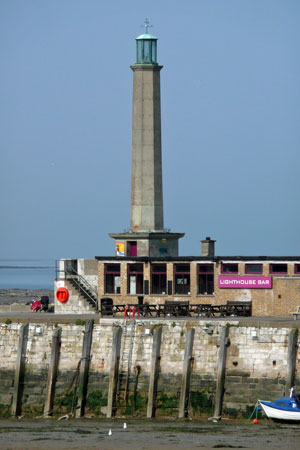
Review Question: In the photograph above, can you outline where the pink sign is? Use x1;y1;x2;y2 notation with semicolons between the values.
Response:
218;276;272;289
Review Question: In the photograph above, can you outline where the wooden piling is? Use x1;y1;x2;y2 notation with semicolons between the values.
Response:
44;327;62;417
11;323;29;417
213;326;230;419
106;326;122;418
285;328;298;395
147;326;162;418
76;320;94;418
178;328;195;418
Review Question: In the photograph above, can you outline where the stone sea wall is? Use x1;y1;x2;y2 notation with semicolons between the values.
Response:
0;317;299;418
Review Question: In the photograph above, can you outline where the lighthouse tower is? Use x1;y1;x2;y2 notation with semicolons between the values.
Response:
110;21;184;257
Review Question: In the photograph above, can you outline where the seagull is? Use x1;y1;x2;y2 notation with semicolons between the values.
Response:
108;429;112;436
123;422;127;430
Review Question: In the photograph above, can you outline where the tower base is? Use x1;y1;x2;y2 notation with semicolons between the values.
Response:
109;231;185;257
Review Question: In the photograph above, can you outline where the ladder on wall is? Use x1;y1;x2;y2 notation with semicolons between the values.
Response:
117;318;136;403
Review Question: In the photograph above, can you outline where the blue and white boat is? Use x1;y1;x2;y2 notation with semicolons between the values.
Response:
259;389;300;421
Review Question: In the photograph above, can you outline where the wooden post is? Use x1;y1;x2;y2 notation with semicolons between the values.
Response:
106;326;122;418
44;327;62;417
11;323;29;417
76;320;94;418
285;328;298;395
147;326;162;418
213;326;230;419
133;365;141;411
178;328;195;418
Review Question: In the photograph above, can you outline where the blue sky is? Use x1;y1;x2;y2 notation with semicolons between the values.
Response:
1;0;299;261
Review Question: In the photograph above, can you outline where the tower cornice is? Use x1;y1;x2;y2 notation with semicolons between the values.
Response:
130;65;163;71
109;232;185;240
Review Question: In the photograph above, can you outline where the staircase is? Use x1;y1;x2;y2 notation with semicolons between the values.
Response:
65;269;98;311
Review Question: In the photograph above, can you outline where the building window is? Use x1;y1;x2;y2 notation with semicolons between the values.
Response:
270;263;287;274
295;264;300;274
174;264;190;295
105;264;121;294
245;264;263;274
198;264;214;295
221;263;238;274
151;264;167;294
128;263;143;294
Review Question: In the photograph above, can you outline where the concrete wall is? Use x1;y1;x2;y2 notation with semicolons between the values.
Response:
148;238;179;257
0;317;299;418
130;65;163;232
77;259;98;290
55;280;96;314
55;259;98;314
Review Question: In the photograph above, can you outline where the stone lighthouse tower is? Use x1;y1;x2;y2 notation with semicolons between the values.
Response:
110;21;184;257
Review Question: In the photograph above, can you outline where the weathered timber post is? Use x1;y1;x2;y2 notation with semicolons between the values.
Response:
106;326;122;418
213;326;230;419
147;326;162;418
44;327;62;417
285;328;298;395
133;365;141;411
76;320;94;418
11;323;29;417
178;328;195;418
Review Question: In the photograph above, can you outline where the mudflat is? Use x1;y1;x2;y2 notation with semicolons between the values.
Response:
0;289;53;305
0;418;300;449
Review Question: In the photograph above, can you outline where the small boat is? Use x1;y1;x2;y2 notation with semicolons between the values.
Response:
259;389;300;421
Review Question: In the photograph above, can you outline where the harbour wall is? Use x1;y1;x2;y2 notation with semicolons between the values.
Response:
0;316;299;418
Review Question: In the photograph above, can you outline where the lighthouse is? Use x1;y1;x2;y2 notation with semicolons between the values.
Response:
110;20;184;257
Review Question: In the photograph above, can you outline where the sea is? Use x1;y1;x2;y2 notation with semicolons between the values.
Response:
0;260;56;289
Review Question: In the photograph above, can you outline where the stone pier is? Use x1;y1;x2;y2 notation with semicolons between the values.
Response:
0;316;299;418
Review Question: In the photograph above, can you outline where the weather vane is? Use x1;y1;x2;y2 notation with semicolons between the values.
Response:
142;18;152;34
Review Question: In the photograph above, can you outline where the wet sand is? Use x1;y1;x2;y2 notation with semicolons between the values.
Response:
0;289;53;305
0;418;300;449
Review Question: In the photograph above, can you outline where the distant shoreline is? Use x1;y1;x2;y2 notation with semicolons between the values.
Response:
0;288;53;295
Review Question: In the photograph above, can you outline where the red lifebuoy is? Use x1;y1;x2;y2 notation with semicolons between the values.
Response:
56;287;69;303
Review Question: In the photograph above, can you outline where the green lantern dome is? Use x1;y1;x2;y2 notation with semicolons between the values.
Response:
135;19;158;65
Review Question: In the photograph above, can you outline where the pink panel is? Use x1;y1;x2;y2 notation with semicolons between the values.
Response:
218;276;272;289
130;242;137;257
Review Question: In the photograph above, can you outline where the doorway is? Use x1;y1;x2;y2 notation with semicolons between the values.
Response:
128;241;137;257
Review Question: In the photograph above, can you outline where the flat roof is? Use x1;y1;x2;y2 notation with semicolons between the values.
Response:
95;256;300;262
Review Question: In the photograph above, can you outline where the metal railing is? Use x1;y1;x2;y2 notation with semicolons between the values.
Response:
57;266;98;310
100;302;252;318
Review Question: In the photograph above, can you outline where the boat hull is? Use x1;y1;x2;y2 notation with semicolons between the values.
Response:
259;401;300;421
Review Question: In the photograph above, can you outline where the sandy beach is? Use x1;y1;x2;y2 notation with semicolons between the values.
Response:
0;418;300;450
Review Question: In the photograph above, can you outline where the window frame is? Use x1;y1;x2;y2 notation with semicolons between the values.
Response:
174;264;190;295
127;263;144;295
269;263;288;274
221;263;239;274
295;264;300;274
151;263;167;295
104;263;121;294
197;264;214;295
245;263;263;274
